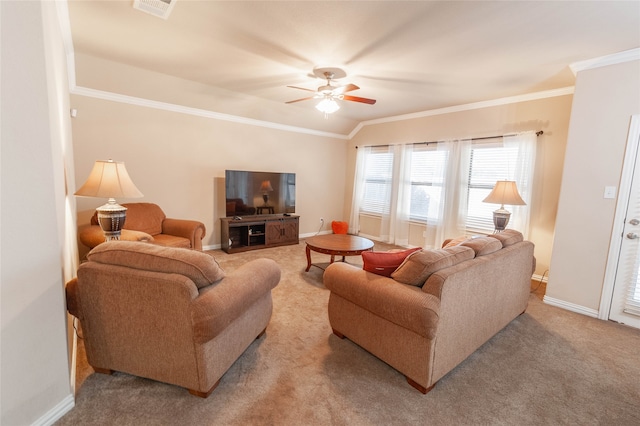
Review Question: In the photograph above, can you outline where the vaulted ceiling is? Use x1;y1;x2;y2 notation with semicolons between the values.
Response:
67;1;640;135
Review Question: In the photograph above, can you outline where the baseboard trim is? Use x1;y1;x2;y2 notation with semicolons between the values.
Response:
32;394;75;426
542;295;599;318
531;273;548;283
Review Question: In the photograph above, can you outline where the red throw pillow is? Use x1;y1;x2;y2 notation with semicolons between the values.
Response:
331;221;348;234
362;247;422;277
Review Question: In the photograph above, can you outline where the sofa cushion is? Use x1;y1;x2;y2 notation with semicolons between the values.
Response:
87;241;224;288
362;247;422;277
391;246;475;286
150;234;191;249
488;229;524;247
460;236;503;256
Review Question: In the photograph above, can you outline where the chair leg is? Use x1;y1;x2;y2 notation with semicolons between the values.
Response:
188;378;220;398
92;367;113;375
405;376;436;394
332;329;345;339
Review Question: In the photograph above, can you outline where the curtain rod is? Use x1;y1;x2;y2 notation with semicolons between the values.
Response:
356;130;543;149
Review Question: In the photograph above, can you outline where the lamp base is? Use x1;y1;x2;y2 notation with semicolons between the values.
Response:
492;208;511;233
96;200;127;241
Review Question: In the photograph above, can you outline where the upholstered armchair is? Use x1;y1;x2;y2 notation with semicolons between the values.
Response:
66;241;281;397
78;202;206;250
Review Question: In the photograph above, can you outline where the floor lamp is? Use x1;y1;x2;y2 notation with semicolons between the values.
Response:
482;180;525;233
75;159;143;241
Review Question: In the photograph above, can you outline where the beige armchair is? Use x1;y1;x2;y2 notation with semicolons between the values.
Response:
66;241;280;397
78;202;206;250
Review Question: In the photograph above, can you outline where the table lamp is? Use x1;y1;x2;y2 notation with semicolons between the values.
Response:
482;180;525;232
75;159;143;241
260;180;273;205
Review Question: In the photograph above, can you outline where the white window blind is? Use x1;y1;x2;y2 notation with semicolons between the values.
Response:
361;147;393;215
624;263;640;317
622;180;640;317
409;146;448;221
466;141;519;233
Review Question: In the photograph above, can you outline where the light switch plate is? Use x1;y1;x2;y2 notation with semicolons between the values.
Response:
604;186;617;199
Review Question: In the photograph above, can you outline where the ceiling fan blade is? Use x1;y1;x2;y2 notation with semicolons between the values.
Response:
285;97;315;104
287;85;317;93
332;83;360;95
343;95;376;105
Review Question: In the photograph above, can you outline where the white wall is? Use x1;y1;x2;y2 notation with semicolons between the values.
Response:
547;59;640;315
1;1;74;424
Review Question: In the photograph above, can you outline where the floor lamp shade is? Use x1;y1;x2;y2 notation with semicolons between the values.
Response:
482;180;525;232
75;159;143;241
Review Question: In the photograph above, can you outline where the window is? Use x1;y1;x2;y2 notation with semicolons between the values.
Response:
409;146;448;221
352;132;535;245
360;147;394;215
466;141;520;233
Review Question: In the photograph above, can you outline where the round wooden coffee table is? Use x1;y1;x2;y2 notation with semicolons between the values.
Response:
305;234;374;272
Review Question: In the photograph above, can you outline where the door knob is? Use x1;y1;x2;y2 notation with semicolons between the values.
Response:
627;232;639;239
630;219;640;226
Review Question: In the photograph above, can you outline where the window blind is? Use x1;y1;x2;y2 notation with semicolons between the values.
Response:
466;142;520;233
409;146;447;221
361;147;393;215
622;186;640;317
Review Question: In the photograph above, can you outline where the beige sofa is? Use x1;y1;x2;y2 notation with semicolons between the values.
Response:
66;241;280;397
324;230;534;394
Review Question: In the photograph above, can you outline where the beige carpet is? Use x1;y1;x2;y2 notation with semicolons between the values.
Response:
58;240;640;425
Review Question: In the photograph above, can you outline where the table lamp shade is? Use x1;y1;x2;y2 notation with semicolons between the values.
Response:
75;160;143;241
75;160;143;199
482;180;525;232
260;180;274;193
483;180;525;207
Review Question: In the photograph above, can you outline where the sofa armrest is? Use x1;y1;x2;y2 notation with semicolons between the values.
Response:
324;262;440;339
191;258;280;343
65;278;81;318
79;225;154;249
162;219;206;250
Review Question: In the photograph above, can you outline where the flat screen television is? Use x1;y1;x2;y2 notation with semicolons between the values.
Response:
225;169;296;217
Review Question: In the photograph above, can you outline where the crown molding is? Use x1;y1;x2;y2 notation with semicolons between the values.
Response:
349;86;575;138
71;86;349;140
72;85;574;142
570;48;640;76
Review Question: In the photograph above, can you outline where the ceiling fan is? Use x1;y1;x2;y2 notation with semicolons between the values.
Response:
286;67;376;113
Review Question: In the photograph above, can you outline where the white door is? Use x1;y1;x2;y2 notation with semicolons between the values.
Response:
609;116;640;329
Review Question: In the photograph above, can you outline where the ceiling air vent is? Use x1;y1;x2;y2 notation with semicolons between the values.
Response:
133;0;176;20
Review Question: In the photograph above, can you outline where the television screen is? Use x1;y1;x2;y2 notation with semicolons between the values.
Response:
225;170;296;217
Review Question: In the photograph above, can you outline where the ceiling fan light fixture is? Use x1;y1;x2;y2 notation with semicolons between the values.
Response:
286;66;376;111
316;97;340;116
